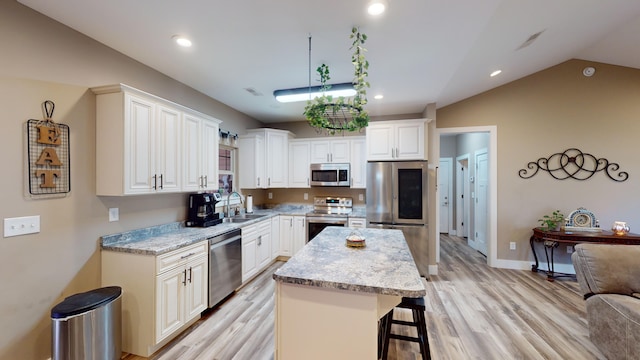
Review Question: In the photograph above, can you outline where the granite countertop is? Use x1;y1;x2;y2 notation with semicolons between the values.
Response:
100;204;313;256
272;227;426;297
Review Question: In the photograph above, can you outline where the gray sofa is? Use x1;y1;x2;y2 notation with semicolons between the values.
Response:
571;243;640;359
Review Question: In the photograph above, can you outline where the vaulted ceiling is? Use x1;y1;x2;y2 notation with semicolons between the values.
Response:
18;0;640;123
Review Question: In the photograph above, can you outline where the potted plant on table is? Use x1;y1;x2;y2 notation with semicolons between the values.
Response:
538;210;565;231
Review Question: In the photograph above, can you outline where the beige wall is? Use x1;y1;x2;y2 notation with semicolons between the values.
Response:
437;59;640;263
0;2;261;359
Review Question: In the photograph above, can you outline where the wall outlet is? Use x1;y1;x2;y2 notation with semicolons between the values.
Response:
303;193;308;200
268;192;273;199
509;242;516;250
4;216;40;237
358;194;364;201
567;245;573;254
108;208;119;222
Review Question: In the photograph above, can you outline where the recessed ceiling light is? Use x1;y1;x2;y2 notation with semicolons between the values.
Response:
367;0;387;15
374;94;384;100
490;70;502;77
172;35;192;47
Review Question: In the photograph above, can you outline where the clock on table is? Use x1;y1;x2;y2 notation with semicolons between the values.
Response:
565;207;601;232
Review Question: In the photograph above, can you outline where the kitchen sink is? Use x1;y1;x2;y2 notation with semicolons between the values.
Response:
223;214;267;223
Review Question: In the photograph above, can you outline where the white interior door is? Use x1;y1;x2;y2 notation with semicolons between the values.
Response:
438;158;453;234
456;156;469;238
474;149;488;255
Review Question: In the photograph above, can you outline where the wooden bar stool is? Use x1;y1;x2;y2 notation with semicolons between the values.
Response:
379;297;431;360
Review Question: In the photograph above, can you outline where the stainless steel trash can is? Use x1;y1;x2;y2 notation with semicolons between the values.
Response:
51;286;122;360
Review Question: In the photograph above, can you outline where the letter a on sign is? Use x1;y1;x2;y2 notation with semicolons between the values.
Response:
36;148;63;166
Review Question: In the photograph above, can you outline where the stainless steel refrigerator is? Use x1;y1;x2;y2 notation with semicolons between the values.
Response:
366;161;429;277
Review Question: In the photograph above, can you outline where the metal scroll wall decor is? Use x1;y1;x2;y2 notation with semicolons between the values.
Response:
27;100;71;195
518;148;628;182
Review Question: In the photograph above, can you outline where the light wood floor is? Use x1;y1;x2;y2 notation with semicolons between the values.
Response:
124;234;605;360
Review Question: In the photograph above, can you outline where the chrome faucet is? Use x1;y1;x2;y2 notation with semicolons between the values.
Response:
225;191;243;217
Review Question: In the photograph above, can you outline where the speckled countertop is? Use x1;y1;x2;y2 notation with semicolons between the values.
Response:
273;227;426;297
101;204;311;256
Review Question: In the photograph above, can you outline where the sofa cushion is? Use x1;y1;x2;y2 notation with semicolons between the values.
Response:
572;244;640;297
586;294;640;360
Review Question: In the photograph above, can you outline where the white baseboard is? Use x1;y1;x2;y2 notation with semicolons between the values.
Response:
490;259;575;275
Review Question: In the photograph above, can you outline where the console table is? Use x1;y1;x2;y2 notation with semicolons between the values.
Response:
530;227;640;281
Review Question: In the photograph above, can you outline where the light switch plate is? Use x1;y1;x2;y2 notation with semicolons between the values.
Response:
109;208;119;222
4;216;40;237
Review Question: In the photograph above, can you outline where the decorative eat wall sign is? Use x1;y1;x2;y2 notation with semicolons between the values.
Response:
518;148;628;182
27;101;71;195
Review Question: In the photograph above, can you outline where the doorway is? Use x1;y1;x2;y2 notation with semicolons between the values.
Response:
436;127;497;268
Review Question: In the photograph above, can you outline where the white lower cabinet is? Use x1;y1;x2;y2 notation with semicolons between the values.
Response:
101;242;208;357
155;254;207;342
241;219;273;283
271;215;280;259
279;215;306;256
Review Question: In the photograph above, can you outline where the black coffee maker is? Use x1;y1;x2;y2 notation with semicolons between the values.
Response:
186;192;223;227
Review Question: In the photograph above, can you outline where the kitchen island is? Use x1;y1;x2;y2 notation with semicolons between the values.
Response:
272;227;426;360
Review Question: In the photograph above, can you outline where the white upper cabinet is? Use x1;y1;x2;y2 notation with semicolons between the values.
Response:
310;139;350;164
239;129;292;189
156;105;182;192
182;113;219;192
93;84;221;195
350;137;366;188
289;140;311;188
366;119;429;161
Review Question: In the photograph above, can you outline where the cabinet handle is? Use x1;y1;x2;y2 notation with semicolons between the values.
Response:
268;177;271;186
257;177;260;187
327;154;330;162
182;269;187;286
159;174;163;189
204;175;208;187
153;174;157;190
258;235;262;246
180;252;196;259
307;178;309;186
290;219;293;227
330;153;333;162
188;267;192;283
199;176;203;188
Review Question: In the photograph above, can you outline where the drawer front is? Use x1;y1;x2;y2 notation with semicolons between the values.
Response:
156;242;207;274
257;219;271;234
348;218;366;228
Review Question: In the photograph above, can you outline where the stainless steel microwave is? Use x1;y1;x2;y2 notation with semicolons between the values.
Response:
310;163;350;187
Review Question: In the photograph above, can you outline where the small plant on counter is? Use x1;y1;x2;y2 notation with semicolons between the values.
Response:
538;210;565;230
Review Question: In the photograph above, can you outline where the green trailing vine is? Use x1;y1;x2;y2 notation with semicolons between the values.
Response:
304;27;370;135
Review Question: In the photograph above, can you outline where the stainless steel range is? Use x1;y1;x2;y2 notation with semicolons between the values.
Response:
306;196;352;242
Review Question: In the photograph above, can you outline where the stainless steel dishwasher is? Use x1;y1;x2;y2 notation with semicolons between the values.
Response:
208;228;242;308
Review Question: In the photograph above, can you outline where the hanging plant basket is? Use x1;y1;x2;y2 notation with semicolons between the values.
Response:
304;27;370;135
